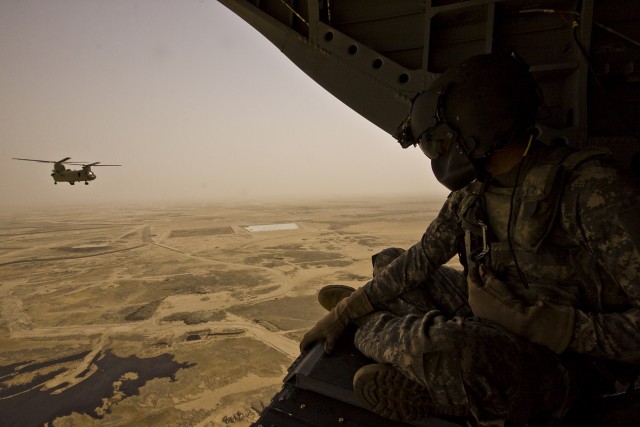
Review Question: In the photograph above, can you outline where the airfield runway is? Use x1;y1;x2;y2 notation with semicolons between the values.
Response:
0;197;446;426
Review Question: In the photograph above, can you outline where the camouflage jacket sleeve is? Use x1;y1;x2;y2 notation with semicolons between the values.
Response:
363;190;466;307
562;159;640;364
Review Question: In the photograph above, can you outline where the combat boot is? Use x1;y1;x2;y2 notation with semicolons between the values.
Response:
353;363;432;422
317;284;355;311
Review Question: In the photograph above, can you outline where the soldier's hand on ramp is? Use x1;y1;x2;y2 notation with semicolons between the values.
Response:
300;287;374;354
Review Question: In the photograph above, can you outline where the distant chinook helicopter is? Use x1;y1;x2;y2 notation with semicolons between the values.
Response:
13;157;121;185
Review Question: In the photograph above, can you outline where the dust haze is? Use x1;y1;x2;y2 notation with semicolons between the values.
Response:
0;0;446;209
0;197;455;426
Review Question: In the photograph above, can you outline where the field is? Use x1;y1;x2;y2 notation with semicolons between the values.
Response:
0;198;446;426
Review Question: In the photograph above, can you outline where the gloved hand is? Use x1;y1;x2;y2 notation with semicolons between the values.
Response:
467;265;576;353
300;287;374;353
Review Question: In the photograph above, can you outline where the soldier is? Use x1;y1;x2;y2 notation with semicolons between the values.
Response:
300;54;640;426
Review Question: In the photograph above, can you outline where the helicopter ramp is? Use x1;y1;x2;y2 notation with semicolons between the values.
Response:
252;325;640;427
251;326;465;427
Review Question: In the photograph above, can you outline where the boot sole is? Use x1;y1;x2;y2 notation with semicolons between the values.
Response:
353;364;431;421
317;284;355;311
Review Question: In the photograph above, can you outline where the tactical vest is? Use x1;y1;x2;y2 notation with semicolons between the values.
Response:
460;145;628;311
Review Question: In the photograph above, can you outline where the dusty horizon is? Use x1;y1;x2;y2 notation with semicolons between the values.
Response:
1;191;449;213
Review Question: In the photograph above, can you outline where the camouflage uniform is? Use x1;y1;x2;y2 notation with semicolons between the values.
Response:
354;143;640;425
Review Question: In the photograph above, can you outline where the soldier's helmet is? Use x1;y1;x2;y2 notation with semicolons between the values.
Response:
399;53;541;190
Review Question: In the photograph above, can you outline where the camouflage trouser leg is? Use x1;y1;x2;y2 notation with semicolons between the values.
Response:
355;248;572;426
371;247;472;318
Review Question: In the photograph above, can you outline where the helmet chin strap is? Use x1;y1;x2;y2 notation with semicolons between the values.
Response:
522;134;535;157
505;133;535;289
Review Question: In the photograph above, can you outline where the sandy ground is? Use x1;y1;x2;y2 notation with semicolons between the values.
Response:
0;197;452;426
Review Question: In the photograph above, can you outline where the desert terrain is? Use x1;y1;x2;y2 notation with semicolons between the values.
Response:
0;197;450;426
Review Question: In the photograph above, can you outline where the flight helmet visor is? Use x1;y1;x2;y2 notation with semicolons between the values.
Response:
410;85;456;160
408;85;478;191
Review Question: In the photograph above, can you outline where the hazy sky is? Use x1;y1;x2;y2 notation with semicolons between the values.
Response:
1;0;447;210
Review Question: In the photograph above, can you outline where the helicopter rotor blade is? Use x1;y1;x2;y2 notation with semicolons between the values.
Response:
63;161;122;167
14;157;121;167
13;158;58;164
13;157;73;164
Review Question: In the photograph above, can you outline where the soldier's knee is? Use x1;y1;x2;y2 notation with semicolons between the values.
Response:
372;247;405;276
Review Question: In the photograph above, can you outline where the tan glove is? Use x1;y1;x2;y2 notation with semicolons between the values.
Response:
299;287;374;354
468;265;576;353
